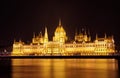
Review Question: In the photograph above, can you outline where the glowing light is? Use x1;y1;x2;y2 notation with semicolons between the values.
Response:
12;20;115;56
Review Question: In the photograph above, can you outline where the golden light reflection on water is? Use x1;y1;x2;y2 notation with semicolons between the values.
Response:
12;59;118;78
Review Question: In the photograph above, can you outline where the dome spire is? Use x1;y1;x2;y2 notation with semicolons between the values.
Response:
104;33;107;39
59;18;61;26
96;33;98;40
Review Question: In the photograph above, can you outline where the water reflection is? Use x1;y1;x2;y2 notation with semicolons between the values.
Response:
12;59;66;78
65;59;118;78
0;58;119;78
11;58;119;78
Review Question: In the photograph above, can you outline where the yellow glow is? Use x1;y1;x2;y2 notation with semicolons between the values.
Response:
12;20;115;56
12;59;118;78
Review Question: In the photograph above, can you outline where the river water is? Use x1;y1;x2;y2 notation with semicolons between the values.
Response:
0;58;120;78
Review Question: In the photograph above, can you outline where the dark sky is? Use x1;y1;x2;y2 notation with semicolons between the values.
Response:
0;0;120;46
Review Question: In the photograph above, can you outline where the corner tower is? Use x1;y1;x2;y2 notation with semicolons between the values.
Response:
53;19;67;43
75;28;91;42
44;27;48;43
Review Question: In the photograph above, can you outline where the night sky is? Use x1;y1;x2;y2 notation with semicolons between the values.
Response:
0;0;119;47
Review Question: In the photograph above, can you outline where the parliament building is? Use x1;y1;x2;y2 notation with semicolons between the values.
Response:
12;20;115;56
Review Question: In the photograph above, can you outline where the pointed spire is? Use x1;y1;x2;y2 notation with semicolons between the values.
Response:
14;38;16;43
59;18;61;26
96;33;98;40
33;32;35;38
82;28;84;32
19;38;22;43
89;36;91;41
111;35;114;43
88;29;91;41
39;31;42;37
45;27;48;38
44;27;48;43
111;35;114;39
104;33;107;39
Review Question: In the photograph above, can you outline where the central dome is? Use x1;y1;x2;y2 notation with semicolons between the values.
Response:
55;25;65;33
55;19;65;33
53;19;68;43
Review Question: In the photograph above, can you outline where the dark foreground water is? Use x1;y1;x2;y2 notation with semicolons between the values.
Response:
0;58;120;78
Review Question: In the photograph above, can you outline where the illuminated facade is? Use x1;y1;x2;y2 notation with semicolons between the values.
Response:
12;20;115;56
53;19;67;44
75;28;91;42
